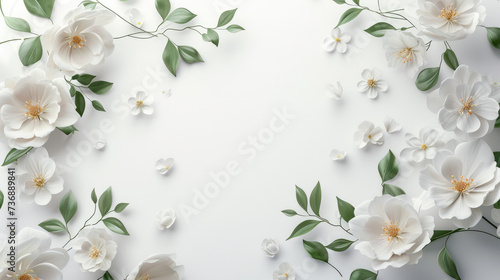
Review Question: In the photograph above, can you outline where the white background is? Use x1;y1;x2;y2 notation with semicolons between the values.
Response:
2;0;500;279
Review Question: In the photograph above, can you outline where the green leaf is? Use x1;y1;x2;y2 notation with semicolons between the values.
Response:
0;191;3;209
162;40;179;76
416;67;440;91
57;125;78;135
204;28;219;47
89;81;113;95
39;219;67;233
332;0;346;4
337;197;355;222
178;46;204;64
350;269;377;280
382;183;405;196
102;271;114;280
353;0;360;4
80;0;97;9
335;8;362;28
18;36;43;66
227;24;245;33
76;74;96;85
295;185;308;212
91;188;97;204
98;187;113;216
303;240;329;262
310;181;322;216
75;91;85;117
282;209;298;217
494;199;500;209
166;8;196;24
23;0;55;19
286;220;321;240
431;229;461;242
103;217;130;235
495;115;500;129
69;86;76;97
378;150;399;182
326;238;355;252
2;147;33;166
91;100;106;112
59;191;78;224
155;0;171;20
486;27;500;49
364;22;396;37
438;247;461;280
217;8;237;27
443;49;459;70
4;16;31;32
114;203;129;213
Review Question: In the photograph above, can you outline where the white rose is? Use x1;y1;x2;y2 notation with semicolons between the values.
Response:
261;238;280;257
156;209;177;230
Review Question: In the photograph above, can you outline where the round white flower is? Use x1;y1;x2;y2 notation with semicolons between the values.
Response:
156;158;174;175
419;140;500;228
261;238;280;257
349;195;434;270
126;8;144;28
18;147;63;206
156;209;176;230
273;262;295;280
353;121;384;148
415;0;486;41
383;31;426;78
0;67;79;149
400;127;444;164
73;228;118;272
126;254;183;280
357;68;388;99
330;149;346;161
128;91;154;115
383;116;402;134
325;82;343;100
323;28;351;53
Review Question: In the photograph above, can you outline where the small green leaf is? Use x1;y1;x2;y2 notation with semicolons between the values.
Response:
75;91;85;117
326;239;355;252
89;81;113;95
178;46;204;64
335;8;362;28
495;115;500;129
57;125;78;135
162;40;179;76
2;147;33;166
59;191;78;224
431;229;461;242
39;219;67;233
76;74;96;85
310;182;322;216
227;24;245;33
332;0;346;3
91;188;97;204
102;271;114;280
353;0;360;4
378;150;399;182
166;8;196;24
69;86;76;97
4;16;31;32
416;67;440;91
0;191;3;209
295;185;308;212
494;199;500;209
155;0;171;20
303;240;329;262
350;269;377;280
438;247;461;280
205;29;219;47
92;100;106;112
114;203;129;213
19;36;43;66
98;187;113;216
337;197;355;222
282;209;298;217
443;49;459;70
364;22;396;37
286;220;321;240
382;183;405;196
103;217;130;235
486;27;500;49
217;8;237;27
80;0;97;9
23;0;55;19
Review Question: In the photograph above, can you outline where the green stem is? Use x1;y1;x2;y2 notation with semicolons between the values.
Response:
482;216;497;230
326;262;343;277
0;38;22;45
62;203;99;249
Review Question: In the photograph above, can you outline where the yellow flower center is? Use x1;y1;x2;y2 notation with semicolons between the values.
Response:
367;79;376;87
368;134;373;139
284;273;289;278
450;175;473;193
69;35;86;49
396;47;414;64
139;274;150;280
18;274;40;280
421;144;428;150
25;100;45;120
459;97;476;115
335;37;341;42
136;100;144;108
33;173;46;188
382;220;404;242
88;246;100;260
439;5;460;21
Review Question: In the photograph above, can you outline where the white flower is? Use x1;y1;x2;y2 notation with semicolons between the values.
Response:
261;239;280;257
43;7;115;72
73;228;118;272
273;262;296;280
349;195;434;270
128;91;154;115
330;149;346;161
94;139;106;150
126;8;143;28
353;121;384;148
325;82;343;100
357;68;388;99
419;140;500;228
482;74;500;102
323;28;351;53
383;116;402;134
17;147;63;206
0;67;79;149
0;228;69;280
415;0;486;41
126;254;183;280
400;128;444;164
383;31;426;78
156;209;176;230
156;158;174;175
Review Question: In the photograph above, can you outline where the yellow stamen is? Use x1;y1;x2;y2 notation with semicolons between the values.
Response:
33;173;46;189
18;274;40;280
439;5;460;21
335;37;341;42
367;79;376;87
136;100;144;108
139;274;149;280
69;35;86;49
284;273;289;278
368;134;373;139
396;47;414;64
25;100;45;120
382;220;404;242
450;175;473;193
88;246;100;260
421;144;428;150
459;97;476;115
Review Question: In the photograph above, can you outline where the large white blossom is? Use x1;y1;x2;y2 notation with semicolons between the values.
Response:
126;254;183;280
400;127;445;164
349;195;434;270
419;140;500;228
73;228;117;272
383;31;426;78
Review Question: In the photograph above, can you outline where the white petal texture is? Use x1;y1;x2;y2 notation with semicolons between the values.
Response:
383;116;402;133
261;239;280;257
156;158;175;175
129;91;155;115
156;209;177;230
349;195;434;270
126;8;144;28
357;68;388;99
330;149;347;161
383;31;427;78
273;262;296;280
400;127;445;164
126;254;183;280
325;82;343;100
323;28;351;53
353;121;384;148
72;228;117;272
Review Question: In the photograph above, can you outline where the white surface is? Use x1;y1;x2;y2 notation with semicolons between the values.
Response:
1;0;500;279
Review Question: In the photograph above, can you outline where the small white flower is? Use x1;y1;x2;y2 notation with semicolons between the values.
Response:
73;228;118;272
400;127;444;164
273;262;296;280
357;68;388;99
353;121;384;148
156;158;175;175
330;149;346;161
162;89;172;98
126;254;183;280
126;8;143;28
325;82;343;100
18;147;64;206
261;238;280;257
128;91;154;115
323;28;351;53
383;31;427;78
156;209;176;230
383;116;402;134
94;139;106;150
